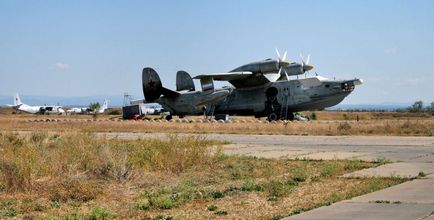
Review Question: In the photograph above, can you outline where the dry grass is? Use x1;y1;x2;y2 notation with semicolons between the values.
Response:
1;109;433;136
0;132;406;219
0;114;433;136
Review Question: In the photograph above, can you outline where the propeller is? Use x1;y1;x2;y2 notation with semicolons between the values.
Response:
275;48;289;67
300;53;314;77
275;48;290;81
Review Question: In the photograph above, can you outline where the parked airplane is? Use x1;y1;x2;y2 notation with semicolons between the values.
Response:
66;99;109;114
142;50;362;121
7;93;65;114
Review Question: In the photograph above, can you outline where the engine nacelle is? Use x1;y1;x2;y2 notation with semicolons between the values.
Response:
231;59;280;74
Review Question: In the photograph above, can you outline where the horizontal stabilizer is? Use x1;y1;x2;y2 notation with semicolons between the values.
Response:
161;87;180;97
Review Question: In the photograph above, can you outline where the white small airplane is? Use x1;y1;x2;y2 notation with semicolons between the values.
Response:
7;93;65;114
66;99;109;114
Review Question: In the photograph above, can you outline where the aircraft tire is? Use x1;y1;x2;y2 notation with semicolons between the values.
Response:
165;115;173;120
267;113;278;121
288;112;295;121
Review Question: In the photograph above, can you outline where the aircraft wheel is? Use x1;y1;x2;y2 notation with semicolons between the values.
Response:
165;115;173;120
288;112;295;121
267;113;278;121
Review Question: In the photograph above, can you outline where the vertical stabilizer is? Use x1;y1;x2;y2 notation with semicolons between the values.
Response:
98;99;108;113
14;93;23;106
176;71;195;91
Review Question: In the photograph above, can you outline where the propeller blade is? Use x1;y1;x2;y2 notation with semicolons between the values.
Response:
282;51;287;62
300;53;305;65
306;54;311;65
275;48;281;61
284;69;289;81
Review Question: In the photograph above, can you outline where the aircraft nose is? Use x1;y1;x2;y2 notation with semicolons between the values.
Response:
304;64;314;71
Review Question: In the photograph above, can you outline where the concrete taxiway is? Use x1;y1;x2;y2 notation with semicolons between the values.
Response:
97;133;434;219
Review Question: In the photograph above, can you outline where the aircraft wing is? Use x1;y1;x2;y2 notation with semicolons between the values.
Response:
7;104;22;108
194;71;280;88
193;71;253;81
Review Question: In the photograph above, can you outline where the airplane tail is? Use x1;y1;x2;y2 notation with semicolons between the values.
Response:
142;67;179;102
98;99;108;113
176;71;195;91
14;93;23;106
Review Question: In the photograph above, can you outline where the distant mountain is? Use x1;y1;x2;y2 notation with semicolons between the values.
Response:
0;94;414;111
0;95;130;107
327;102;412;111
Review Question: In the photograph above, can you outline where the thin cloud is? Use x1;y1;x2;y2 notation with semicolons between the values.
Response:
52;62;70;70
384;47;399;55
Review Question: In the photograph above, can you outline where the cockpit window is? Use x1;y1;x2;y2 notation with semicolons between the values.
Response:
325;84;330;88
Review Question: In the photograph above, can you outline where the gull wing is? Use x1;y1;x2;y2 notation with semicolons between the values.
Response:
193;71;273;88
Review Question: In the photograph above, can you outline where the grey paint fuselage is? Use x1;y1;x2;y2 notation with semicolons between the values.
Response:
156;76;357;117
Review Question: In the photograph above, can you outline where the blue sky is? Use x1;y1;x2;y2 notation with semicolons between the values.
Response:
0;0;433;104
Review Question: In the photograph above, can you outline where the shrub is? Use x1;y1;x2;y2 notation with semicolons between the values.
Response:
263;179;295;200
337;122;351;133
154;215;173;220
2;207;16;217
241;181;263;192
320;163;339;177
207;205;218;211
291;168;308;182
210;191;225;199
49;178;101;202
270;215;283;220
139;180;202;210
214;210;228;215
107;109;121;115
418;171;426;178
343;113;349;120
310;112;317;120
85;207;114;220
133;199;150;211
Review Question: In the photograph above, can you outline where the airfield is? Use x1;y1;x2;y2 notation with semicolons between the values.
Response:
0;109;434;219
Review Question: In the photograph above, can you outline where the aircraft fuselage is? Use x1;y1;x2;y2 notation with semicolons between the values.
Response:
156;76;360;119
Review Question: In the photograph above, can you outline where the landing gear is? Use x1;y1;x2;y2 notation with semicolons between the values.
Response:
165;115;173;120
287;112;294;121
267;112;294;121
267;112;278;121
